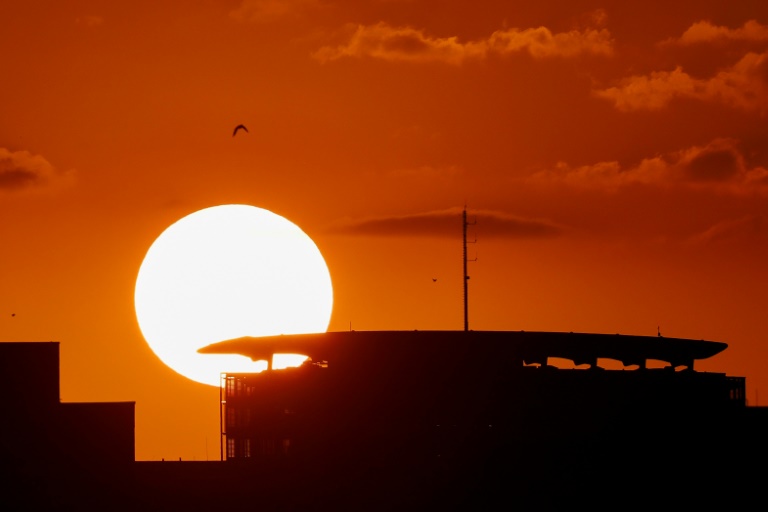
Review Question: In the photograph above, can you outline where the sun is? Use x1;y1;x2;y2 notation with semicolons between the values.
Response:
134;204;333;386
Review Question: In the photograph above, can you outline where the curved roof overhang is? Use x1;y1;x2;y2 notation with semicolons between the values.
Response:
198;330;727;371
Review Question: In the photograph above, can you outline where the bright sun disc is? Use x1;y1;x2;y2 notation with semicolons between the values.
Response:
134;204;333;386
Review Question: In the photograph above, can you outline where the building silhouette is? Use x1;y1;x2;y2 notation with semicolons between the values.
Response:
2;333;766;509
202;330;768;508
0;342;135;509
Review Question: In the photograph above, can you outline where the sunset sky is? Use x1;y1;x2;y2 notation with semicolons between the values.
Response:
2;0;768;460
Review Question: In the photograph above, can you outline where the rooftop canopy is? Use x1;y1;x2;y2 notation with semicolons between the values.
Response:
198;330;727;371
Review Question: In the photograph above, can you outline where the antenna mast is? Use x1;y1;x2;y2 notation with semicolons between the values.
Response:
462;207;476;331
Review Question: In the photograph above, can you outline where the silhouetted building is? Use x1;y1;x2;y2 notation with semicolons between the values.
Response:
201;331;768;508
3;335;765;510
0;342;135;508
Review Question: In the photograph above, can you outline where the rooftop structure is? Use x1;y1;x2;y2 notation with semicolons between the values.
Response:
200;330;765;507
200;329;730;371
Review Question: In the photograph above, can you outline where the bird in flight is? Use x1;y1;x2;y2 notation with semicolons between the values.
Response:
233;124;248;137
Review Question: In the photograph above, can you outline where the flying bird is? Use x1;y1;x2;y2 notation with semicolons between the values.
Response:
233;124;249;137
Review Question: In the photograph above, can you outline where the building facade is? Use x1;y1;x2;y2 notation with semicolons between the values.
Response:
204;330;766;506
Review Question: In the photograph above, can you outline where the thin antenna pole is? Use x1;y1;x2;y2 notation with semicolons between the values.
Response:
220;374;224;461
463;207;469;331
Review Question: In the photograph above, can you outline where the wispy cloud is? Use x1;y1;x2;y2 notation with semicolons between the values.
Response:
530;139;768;194
0;148;72;192
327;207;564;238
313;22;613;64
669;20;768;45
688;214;768;244
230;0;323;23
594;50;768;113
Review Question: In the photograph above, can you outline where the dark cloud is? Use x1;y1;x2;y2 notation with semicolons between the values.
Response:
0;168;40;189
0;148;70;192
682;146;741;182
327;207;564;239
530;138;768;194
673;138;768;190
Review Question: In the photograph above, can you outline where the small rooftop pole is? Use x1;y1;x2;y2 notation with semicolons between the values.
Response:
220;373;224;461
463;207;477;331
463;208;468;331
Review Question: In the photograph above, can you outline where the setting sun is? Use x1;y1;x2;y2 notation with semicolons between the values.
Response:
134;204;333;386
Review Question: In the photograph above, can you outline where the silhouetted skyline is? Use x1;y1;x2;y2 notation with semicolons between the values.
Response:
3;337;766;509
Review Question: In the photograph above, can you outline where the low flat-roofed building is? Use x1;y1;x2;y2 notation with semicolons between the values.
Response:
0;342;135;508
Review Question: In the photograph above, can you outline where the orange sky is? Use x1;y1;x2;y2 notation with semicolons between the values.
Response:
2;0;768;460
